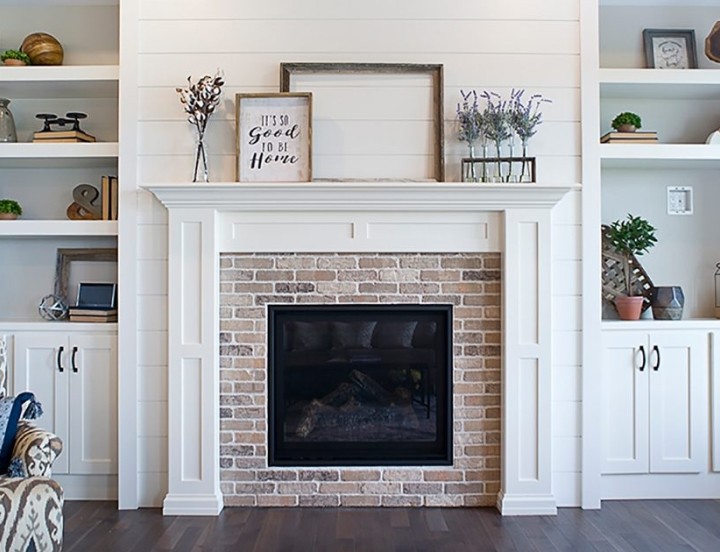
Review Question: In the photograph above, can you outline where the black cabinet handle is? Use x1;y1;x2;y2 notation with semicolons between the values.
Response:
57;346;64;373
653;345;661;371
638;345;646;371
71;346;78;373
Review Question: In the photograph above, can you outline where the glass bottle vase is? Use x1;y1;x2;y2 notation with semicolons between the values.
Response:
0;98;18;143
193;136;209;183
464;144;478;182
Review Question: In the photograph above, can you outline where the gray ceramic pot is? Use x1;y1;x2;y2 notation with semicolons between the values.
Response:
650;286;684;320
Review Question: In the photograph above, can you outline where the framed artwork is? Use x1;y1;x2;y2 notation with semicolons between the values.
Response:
235;93;312;182
280;62;445;182
643;29;698;69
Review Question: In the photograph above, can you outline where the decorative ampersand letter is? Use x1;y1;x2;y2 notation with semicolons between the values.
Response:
66;184;101;220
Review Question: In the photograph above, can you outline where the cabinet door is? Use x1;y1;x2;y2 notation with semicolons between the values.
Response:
68;334;117;475
649;331;707;474
12;332;69;475
601;331;649;475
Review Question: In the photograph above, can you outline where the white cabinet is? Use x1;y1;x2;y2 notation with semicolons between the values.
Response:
602;330;707;476
12;331;117;476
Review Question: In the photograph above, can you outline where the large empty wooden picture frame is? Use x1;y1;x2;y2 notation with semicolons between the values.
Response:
54;248;118;304
280;62;445;182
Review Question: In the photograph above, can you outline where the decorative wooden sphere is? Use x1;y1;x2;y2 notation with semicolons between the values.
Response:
20;33;64;66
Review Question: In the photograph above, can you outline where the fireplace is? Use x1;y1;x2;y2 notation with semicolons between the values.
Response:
268;305;453;466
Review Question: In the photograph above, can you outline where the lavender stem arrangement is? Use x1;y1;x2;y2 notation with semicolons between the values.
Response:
509;89;551;182
480;91;512;182
176;73;225;183
456;90;485;181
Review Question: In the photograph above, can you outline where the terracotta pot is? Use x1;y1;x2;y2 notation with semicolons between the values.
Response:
615;295;644;321
3;59;27;67
0;213;18;220
617;124;637;133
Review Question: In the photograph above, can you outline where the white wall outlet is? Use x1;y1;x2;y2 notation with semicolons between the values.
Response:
667;186;693;216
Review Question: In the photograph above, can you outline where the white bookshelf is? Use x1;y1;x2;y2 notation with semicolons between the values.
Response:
600;144;720;168
0;65;119;99
600;69;720;100
0;142;119;168
0;220;118;237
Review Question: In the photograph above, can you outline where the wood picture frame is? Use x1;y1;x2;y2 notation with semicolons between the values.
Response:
54;248;118;304
280;62;445;182
643;29;698;69
235;93;313;182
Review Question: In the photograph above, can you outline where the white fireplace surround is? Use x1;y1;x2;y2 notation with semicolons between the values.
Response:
146;182;574;517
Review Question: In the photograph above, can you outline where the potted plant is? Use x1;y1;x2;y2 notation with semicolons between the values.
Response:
1;50;31;67
612;112;642;133
0;199;22;220
606;214;657;320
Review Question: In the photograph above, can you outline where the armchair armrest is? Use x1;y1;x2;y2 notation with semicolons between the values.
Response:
10;422;63;477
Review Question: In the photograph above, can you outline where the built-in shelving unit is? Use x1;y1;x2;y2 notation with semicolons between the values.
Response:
600;144;720;168
600;69;720;100
0;65;119;98
0;220;118;237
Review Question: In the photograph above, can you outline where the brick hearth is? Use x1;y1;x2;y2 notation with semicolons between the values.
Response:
218;252;501;507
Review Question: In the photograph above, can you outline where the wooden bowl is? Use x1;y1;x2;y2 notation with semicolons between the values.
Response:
21;33;63;66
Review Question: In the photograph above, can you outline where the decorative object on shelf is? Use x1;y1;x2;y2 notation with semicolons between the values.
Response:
66;184;101;220
611;112;641;134
643;29;698;69
0;99;17;143
508;89;550;183
601;130;658;144
37;294;69;321
100;176;119;221
706;129;720;145
20;33;63;66
705;21;720;63
235;93;312;183
68;283;117;322
602;217;657;321
650;286;685;320
280;62;445;182
0;50;31;67
715;263;720;319
461;156;536;184
456;90;485;182
54;248;117;305
0;199;22;220
176;73;225;183
480;91;511;182
33;112;96;143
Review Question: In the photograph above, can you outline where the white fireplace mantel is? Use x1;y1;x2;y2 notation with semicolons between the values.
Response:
145;182;576;517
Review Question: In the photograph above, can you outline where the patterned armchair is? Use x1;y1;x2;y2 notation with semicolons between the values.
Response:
0;423;64;552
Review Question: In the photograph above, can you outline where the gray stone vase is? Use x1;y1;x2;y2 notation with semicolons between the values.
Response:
650;286;685;320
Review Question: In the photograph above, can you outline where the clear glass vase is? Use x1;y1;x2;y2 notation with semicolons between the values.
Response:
0;98;18;143
520;141;531;182
465;144;478;182
481;144;489;183
193;137;209;183
493;140;504;182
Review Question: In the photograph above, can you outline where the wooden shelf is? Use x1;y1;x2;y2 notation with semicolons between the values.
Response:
0;220;118;237
600;69;720;100
0;65;119;99
0;142;118;168
600;144;720;169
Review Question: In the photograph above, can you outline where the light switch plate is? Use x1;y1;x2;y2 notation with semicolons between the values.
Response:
667;186;693;215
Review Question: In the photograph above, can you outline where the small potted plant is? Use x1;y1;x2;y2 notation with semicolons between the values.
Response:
1;50;31;67
612;112;642;133
0;199;22;220
606;214;657;320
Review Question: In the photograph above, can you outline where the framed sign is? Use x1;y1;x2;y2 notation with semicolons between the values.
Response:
235;93;312;182
643;29;698;69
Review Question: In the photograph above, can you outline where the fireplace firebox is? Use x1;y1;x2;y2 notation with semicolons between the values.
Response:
268;305;453;466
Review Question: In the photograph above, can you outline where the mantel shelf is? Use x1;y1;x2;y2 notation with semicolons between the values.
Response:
600;69;720;100
0;220;118;237
144;182;577;211
0;65;119;99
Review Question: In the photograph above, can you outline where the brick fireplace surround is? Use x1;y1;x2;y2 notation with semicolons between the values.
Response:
219;252;502;507
146;182;573;517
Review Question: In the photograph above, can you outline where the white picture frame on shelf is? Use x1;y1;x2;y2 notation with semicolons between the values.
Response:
235;93;312;183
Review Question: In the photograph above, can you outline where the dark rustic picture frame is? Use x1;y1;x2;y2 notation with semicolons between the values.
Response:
280;62;445;182
235;92;313;183
54;248;118;304
643;29;698;69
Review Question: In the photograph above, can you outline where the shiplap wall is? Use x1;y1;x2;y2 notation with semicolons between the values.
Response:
134;0;583;507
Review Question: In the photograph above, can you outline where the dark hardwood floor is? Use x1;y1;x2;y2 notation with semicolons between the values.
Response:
63;500;720;551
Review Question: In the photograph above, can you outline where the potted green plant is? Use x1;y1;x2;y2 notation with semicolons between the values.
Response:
606;214;657;320
612;112;642;133
1;50;31;67
0;199;22;220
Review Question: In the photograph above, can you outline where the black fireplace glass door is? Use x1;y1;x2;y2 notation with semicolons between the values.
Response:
268;305;452;466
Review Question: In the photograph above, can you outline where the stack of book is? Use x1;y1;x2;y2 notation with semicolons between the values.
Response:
69;308;117;323
101;176;119;220
601;131;658;144
33;129;97;143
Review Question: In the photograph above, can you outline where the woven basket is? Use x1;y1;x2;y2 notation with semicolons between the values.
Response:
601;225;654;311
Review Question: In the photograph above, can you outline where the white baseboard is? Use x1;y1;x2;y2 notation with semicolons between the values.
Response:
496;491;558;516
163;493;224;516
57;475;118;501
